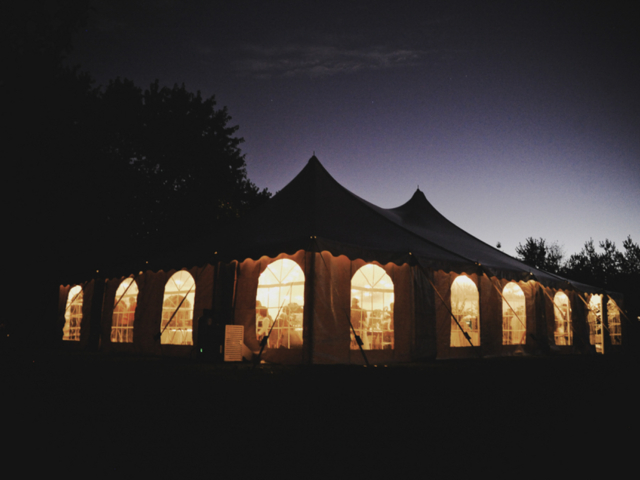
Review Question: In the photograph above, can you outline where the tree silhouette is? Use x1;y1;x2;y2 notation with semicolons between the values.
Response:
4;1;271;346
515;237;564;273
89;78;271;273
563;236;639;288
516;236;640;330
7;2;270;281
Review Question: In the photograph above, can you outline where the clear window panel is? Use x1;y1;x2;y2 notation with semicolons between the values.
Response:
350;264;394;350
450;275;480;346
588;294;604;353
256;259;305;349
553;291;572;346
63;285;83;341
608;298;621;345
161;271;195;345
502;283;526;345
111;278;138;343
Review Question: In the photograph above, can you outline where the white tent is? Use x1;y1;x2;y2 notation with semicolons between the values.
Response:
59;156;625;361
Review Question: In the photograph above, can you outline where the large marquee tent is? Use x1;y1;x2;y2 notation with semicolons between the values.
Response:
58;156;625;363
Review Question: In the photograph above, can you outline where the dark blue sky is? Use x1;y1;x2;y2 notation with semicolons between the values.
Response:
67;0;639;258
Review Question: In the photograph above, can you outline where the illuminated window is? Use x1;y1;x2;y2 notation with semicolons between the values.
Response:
588;294;604;353
111;278;138;343
350;264;394;350
608;298;621;345
161;271;195;345
63;285;83;341
450;275;480;346
553;291;572;345
502;283;526;345
256;259;305;349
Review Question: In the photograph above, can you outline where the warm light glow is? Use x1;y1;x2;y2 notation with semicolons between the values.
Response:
161;271;195;345
111;277;138;343
450;275;480;346
350;264;394;350
608;298;621;345
502;282;526;345
588;294;604;353
63;285;83;341
553;291;572;346
256;259;305;348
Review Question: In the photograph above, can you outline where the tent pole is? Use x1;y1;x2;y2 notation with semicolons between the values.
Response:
231;260;239;314
306;246;316;365
88;277;105;351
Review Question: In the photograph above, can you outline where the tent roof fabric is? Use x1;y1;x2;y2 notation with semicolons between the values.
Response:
216;156;605;293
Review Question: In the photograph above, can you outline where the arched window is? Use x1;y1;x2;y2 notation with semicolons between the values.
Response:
256;259;305;349
451;275;480;346
502;282;526;345
553;291;572;345
608;298;621;345
588;294;604;353
350;264;394;350
161;271;195;345
63;285;83;341
111;278;138;343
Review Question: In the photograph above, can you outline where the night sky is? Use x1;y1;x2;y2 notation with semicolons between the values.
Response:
66;0;639;258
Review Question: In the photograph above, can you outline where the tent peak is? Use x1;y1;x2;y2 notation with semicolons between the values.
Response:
308;154;320;164
302;154;334;179
407;187;429;204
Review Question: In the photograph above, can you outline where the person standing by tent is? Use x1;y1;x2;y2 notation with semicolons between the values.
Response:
256;305;273;345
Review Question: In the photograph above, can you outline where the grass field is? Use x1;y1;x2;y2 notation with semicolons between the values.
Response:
3;350;636;476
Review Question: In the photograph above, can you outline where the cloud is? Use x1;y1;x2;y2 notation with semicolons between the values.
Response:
233;43;430;78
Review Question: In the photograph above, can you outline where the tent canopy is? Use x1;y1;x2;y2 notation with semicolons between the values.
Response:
212;155;602;292
222;155;465;267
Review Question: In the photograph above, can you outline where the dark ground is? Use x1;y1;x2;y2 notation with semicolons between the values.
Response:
3;349;637;477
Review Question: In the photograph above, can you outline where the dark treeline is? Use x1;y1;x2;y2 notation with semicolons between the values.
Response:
39;75;271;276
516;236;640;323
6;1;270;279
4;1;269;345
